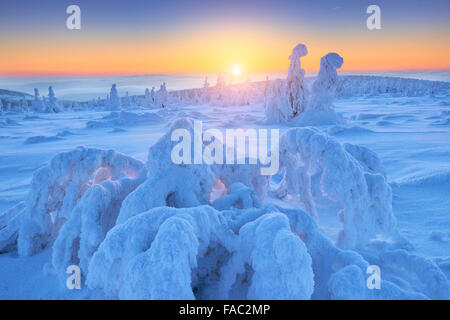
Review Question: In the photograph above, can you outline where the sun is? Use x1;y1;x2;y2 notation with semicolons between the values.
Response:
232;65;241;76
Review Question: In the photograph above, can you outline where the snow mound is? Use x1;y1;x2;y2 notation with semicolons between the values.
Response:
24;135;64;144
86;111;163;128
0;118;21;127
325;125;375;136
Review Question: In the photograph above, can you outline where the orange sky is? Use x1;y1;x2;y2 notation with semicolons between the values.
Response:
1;24;449;76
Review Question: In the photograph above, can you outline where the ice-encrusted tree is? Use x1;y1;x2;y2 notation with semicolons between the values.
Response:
293;52;344;125
309;52;343;110
108;84;121;110
123;91;131;107
2;113;449;299
32;88;46;112
286;43;308;117
202;77;210;103
144;88;153;107
47;86;62;113
155;83;168;108
276;126;403;249
265;44;308;123
265;79;290;123
214;73;227;103
13;147;144;256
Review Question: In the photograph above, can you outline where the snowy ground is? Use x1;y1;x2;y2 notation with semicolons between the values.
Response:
0;93;449;299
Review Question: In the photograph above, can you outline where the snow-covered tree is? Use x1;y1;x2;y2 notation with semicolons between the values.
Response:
201;76;210;103
144;88;153;107
123;91;131;107
293;52;344;125
265;44;308;123
108;84;121;110
265;79;290;123
46;86;62;113
286;43;308;117
21;98;28;112
309;52;343;110
155;83;168;108
32;88;46;112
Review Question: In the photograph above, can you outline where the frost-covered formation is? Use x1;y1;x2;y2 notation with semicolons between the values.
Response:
46;86;62;113
264;79;290;123
122;91;131;107
213;74;227;104
30;87;62;113
286;44;308;117
107;84;121;110
144;88;153;107
20;97;28;112
117;118;268;224
277;127;401;249
154;83;168;108
51;160;146;279
32;88;46;113
11;147;144;256
296;53;344;125
336;76;450;97
265;43;308;123
1;116;449;299
201;77;210;104
310;53;343;109
219;212;314;299
88;206;234;299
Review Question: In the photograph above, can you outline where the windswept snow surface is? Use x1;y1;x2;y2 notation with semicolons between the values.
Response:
0;75;449;300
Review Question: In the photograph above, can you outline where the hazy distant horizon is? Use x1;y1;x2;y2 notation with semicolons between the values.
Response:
1;69;449;101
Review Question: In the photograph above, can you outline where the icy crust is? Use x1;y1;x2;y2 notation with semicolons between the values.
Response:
14;147;144;256
277;127;400;249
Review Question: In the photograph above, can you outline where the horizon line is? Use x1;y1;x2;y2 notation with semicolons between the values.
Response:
1;67;450;78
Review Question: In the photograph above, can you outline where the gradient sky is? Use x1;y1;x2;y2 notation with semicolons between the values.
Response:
0;0;449;75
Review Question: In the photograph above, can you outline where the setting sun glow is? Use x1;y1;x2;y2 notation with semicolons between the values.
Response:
232;65;242;76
